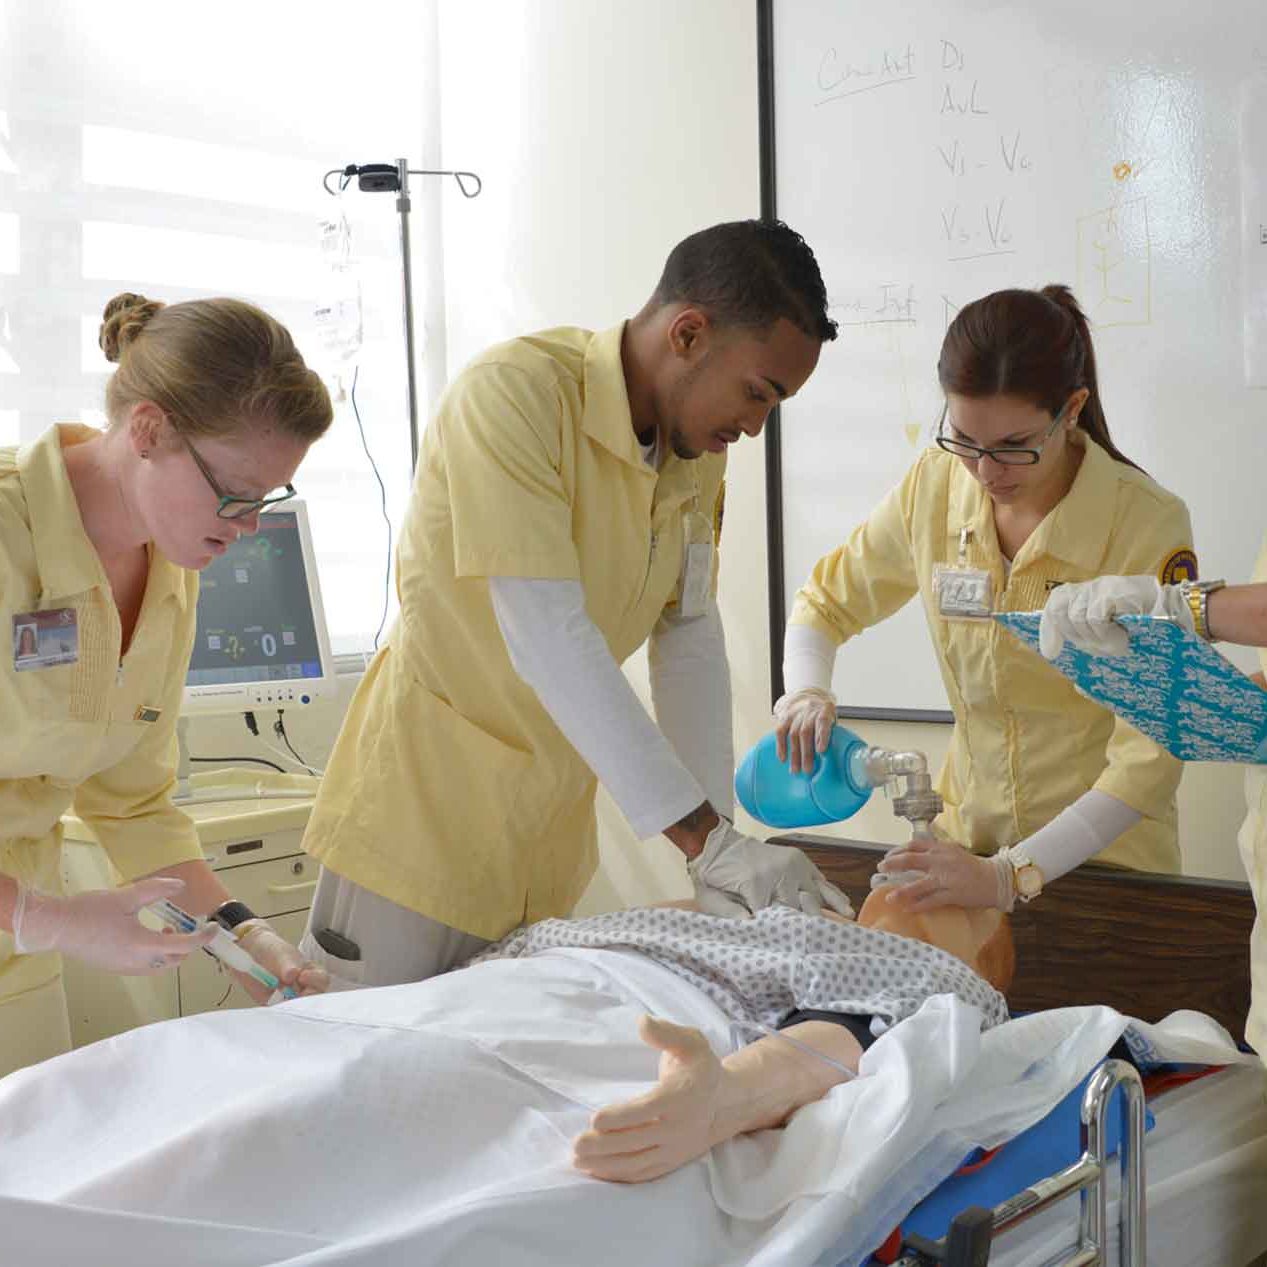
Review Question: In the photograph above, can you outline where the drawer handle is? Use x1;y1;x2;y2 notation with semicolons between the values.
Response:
266;880;318;896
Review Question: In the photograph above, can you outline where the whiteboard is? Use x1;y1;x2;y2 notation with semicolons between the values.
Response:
768;0;1267;716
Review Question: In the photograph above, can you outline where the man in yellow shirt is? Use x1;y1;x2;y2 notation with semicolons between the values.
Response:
301;220;851;986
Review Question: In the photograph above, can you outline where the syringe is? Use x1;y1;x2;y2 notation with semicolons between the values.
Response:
150;899;298;1002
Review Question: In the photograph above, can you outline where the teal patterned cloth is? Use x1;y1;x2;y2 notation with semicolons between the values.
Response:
997;612;1267;764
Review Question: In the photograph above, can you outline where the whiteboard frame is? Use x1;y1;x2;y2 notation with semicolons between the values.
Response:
756;0;954;724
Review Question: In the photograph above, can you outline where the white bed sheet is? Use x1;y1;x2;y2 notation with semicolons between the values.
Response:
0;944;1258;1267
983;1062;1267;1267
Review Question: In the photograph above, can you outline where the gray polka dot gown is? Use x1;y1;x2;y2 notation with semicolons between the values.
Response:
477;906;1008;1035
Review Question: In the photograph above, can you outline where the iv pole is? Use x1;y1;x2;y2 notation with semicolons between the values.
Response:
322;159;483;470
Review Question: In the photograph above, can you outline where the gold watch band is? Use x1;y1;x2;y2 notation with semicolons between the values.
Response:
1180;579;1226;641
1009;850;1044;903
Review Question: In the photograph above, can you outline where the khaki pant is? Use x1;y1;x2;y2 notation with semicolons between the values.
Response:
0;945;72;1078
299;866;491;990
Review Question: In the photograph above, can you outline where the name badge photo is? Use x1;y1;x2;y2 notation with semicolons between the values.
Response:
12;607;80;671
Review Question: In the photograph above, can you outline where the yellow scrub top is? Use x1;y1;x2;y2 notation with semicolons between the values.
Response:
792;438;1193;872
0;425;204;1002
303;325;726;940
1239;538;1267;1057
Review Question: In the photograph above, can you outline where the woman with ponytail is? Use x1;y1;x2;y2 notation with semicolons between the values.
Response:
0;292;335;1074
775;285;1196;914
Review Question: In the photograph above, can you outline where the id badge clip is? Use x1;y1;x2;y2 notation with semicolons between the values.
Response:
932;528;994;621
678;509;715;620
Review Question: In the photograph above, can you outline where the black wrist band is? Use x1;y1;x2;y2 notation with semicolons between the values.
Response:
212;900;258;932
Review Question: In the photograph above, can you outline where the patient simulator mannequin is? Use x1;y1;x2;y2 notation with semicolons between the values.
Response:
0;884;1016;1260
570;891;1014;1183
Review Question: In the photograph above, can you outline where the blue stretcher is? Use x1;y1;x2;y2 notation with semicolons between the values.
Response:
858;1058;1161;1267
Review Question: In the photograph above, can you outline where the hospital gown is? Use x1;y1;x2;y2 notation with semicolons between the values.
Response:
479;905;1009;1034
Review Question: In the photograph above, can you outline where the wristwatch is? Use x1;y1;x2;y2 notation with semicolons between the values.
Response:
211;900;259;935
1178;579;1225;642
1009;851;1045;903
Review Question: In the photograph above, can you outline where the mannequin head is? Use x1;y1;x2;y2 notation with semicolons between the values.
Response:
856;889;1015;993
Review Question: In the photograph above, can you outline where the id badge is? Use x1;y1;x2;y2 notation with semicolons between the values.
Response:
679;543;714;619
12;607;79;671
934;526;995;621
933;564;994;620
678;509;715;620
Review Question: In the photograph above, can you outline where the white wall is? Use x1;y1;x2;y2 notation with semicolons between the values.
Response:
185;0;1250;894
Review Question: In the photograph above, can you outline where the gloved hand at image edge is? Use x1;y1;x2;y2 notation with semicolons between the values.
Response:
11;875;217;974
1038;575;1193;660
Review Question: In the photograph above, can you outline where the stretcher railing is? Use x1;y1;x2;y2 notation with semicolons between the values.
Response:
893;1058;1147;1267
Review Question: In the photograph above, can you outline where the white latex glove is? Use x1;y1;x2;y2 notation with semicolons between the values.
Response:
235;919;329;1001
572;1015;724;1183
872;832;1012;912
1039;575;1192;660
688;818;854;919
773;686;837;774
11;876;218;974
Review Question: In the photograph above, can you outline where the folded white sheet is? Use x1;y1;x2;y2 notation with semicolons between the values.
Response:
0;945;1254;1267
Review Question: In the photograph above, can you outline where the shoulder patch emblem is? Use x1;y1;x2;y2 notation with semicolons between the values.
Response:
1159;548;1198;585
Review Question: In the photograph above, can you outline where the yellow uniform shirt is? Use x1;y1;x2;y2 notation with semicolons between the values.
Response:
1239;538;1267;1056
303;325;726;939
0;425;204;996
792;438;1194;873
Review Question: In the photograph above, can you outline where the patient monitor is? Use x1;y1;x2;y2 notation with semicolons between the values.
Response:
184;500;336;715
175;502;335;800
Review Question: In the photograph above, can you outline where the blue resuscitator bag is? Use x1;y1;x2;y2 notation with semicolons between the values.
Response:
735;725;876;829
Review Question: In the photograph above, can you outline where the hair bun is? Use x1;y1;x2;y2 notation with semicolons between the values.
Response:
99;292;166;363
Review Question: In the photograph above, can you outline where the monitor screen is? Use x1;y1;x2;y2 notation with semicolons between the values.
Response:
185;505;333;709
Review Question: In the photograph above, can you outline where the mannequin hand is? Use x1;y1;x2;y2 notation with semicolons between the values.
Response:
573;1015;725;1183
236;920;330;1002
1039;576;1192;660
773;687;837;774
11;876;217;974
689;819;854;919
873;834;1007;912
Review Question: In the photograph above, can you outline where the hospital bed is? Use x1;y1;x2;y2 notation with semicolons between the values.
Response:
1;841;1262;1267
776;834;1267;1267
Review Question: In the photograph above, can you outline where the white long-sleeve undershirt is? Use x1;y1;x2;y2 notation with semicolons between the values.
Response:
649;600;734;818
781;624;1140;885
782;623;837;695
1009;788;1141;884
490;576;732;839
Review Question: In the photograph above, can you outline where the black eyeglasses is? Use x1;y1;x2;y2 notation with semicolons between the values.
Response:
935;402;1069;467
177;430;296;520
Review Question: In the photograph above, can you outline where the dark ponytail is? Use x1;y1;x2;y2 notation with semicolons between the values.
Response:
937;285;1141;471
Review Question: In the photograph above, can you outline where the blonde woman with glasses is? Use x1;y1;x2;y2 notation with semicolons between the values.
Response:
0;292;334;1075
